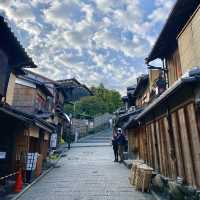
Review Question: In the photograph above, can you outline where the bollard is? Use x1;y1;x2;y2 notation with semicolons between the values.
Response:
14;170;23;193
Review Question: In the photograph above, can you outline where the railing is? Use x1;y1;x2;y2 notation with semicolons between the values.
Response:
0;171;18;181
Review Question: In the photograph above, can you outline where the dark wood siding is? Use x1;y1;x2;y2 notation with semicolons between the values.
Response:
127;102;200;188
166;47;182;87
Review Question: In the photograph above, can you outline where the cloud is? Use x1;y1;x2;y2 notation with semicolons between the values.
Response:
0;0;176;95
0;1;36;22
148;0;175;24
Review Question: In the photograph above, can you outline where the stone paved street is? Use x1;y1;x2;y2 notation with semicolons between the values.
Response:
19;130;154;200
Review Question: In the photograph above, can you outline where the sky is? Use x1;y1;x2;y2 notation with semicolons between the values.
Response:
0;0;175;95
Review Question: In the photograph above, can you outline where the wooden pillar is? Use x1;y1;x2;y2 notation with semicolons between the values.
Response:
151;122;159;171
186;103;200;187
156;121;164;174
148;124;154;168
164;117;177;178
146;125;151;166
159;119;168;177
178;108;196;186
171;112;185;178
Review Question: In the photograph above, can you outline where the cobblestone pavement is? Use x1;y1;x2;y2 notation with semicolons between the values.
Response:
77;129;112;143
72;129;112;148
19;130;154;200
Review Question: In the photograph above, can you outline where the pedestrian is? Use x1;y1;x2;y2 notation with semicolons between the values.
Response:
66;131;72;150
117;128;126;163
112;129;118;162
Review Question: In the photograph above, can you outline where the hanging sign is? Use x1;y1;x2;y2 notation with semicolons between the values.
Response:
50;133;57;148
25;153;38;171
0;152;6;159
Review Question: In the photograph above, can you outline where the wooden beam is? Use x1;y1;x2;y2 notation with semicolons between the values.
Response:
171;112;185;178
178;108;196;186
164;117;177;178
186;103;200;187
156;121;164;174
151;123;159;171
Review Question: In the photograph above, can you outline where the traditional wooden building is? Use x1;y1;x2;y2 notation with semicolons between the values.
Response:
57;78;93;139
18;70;72;147
124;0;200;192
56;78;93;102
0;16;38;181
53;82;71;145
13;75;53;113
11;75;56;170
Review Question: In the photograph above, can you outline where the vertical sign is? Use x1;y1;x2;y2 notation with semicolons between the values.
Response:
50;133;57;148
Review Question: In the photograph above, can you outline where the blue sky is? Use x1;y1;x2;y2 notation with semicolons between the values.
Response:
0;0;175;94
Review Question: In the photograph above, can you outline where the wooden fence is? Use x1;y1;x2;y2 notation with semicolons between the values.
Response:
128;101;200;188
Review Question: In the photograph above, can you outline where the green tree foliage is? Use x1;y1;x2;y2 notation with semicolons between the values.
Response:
75;96;107;116
64;103;74;114
64;84;122;117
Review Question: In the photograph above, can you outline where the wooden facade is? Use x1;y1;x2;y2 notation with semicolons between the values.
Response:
178;5;200;72
0;16;37;183
166;47;182;86
13;78;52;114
134;75;150;108
128;99;200;187
5;73;17;105
135;87;150;108
125;1;200;190
0;114;23;178
13;84;36;113
165;6;200;88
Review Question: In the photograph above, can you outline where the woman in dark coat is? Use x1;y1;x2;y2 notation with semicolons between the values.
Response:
117;128;126;163
112;129;118;162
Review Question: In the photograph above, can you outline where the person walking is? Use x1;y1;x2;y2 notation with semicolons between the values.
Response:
112;129;118;162
117;128;126;163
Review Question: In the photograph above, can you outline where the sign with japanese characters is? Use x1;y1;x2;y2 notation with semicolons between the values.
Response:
50;133;57;148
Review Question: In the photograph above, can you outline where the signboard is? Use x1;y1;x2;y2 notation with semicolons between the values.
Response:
0;48;11;97
25;153;38;170
0;152;6;159
50;133;57;148
89;121;94;129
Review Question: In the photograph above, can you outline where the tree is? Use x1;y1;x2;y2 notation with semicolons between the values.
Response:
64;84;122;117
75;96;107;116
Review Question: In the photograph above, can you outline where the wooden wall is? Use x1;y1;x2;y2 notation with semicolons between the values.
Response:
5;73;16;105
178;6;200;73
12;84;36;113
35;89;48;112
149;69;161;90
166;47;182;87
72;118;88;138
15;128;29;170
136;87;150;108
128;101;200;188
